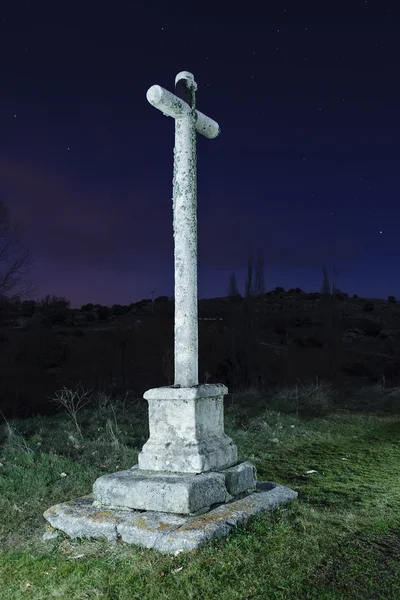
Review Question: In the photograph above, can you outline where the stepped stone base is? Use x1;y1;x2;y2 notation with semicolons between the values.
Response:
43;481;298;554
93;462;256;515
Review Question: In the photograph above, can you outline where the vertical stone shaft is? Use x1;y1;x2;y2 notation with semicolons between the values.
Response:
173;105;198;387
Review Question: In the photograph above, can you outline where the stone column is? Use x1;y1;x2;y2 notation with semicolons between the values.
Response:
173;72;198;387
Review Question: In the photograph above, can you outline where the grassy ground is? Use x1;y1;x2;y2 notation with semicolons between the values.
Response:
0;385;400;599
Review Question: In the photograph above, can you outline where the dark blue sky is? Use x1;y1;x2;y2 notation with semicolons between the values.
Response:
0;1;399;306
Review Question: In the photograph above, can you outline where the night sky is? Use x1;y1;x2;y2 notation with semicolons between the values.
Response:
1;1;399;307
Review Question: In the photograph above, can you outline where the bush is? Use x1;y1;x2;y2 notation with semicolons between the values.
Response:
85;311;95;322
336;292;348;301
51;311;67;325
38;295;70;315
351;385;400;413
270;381;337;416
81;303;94;312
364;322;382;337
363;301;375;312
388;296;396;304
97;306;110;320
111;304;125;316
136;299;152;311
21;300;36;316
275;286;285;293
154;296;169;304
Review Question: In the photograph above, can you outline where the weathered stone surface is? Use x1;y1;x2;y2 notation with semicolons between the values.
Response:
221;461;257;496
93;467;227;515
92;461;256;515
43;481;298;554
139;384;238;473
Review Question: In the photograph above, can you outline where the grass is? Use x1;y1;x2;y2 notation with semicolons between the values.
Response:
0;385;400;599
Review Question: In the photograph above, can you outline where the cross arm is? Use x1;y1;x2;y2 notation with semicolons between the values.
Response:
146;85;220;140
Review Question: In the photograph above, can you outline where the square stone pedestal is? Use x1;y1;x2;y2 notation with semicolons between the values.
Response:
138;384;238;473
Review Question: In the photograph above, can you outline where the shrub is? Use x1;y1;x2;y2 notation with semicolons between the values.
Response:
388;296;396;304
154;296;169;304
49;383;93;439
38;295;70;315
21;300;37;316
351;385;400;413
136;299;152;311
336;291;348;301
111;304;125;316
51;310;67;325
97;305;111;320
363;301;375;312
85;311;95;322
81;303;94;311
364;322;382;337
270;380;337;416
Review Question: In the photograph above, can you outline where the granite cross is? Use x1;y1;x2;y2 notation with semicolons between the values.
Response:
146;71;220;387
42;73;297;548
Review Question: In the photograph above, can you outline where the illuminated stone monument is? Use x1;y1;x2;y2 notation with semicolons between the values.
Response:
43;72;297;552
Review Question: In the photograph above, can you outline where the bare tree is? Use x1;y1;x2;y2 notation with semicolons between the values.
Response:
0;199;36;300
227;272;240;299
332;260;339;296
37;294;70;314
254;252;265;296
319;263;340;382
321;264;331;296
245;252;254;298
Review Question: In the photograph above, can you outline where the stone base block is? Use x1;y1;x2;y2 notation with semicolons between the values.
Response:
43;482;298;554
139;384;238;473
138;435;238;474
223;461;257;496
92;462;257;515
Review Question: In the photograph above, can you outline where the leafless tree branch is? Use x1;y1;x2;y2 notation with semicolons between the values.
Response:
0;198;37;300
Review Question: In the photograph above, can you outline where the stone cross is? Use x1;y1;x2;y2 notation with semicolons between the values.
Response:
146;71;220;387
43;72;297;546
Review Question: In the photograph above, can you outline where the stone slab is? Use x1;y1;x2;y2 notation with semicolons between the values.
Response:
93;468;227;515
43;481;298;554
92;462;257;515
138;434;238;474
143;384;228;401
223;461;257;496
